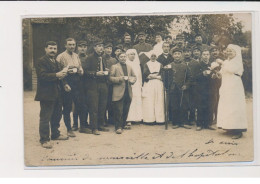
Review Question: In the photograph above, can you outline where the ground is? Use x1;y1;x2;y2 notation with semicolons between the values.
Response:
24;91;254;167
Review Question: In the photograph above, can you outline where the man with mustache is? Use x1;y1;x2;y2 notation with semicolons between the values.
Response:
57;38;90;137
170;34;185;56
35;41;69;149
83;40;110;135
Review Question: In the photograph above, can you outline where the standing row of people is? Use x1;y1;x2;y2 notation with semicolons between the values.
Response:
35;32;248;149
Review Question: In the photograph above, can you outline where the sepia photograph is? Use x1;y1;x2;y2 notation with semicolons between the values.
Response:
23;12;253;167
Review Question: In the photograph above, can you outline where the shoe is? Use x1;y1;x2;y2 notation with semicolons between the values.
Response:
196;126;202;131
93;129;101;135
116;129;122;134
124;125;131;130
207;126;216;130
172;125;179;129
72;126;78;131
127;122;132;126
67;130;76;137
51;134;69;140
79;127;92;134
232;132;243;139
98;126;109;132
41;142;52;149
181;125;192;129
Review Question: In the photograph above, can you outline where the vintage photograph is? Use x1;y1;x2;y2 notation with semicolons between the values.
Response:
23;13;253;167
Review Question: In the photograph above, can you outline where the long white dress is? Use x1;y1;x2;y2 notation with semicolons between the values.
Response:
126;49;143;122
217;44;247;130
142;60;165;123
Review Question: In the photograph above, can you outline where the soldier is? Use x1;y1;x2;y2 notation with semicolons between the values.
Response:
193;34;210;51
166;48;191;129
113;44;124;60
122;32;133;52
183;46;197;126
133;31;153;54
83;40;110;135
195;49;216;131
170;34;185;55
103;43;118;126
209;46;223;124
72;40;89;131
165;35;175;49
192;45;202;62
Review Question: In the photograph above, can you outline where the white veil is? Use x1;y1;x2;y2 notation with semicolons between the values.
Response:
226;44;244;76
126;49;140;65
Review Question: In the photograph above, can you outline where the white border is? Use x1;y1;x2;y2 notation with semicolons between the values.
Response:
0;1;260;177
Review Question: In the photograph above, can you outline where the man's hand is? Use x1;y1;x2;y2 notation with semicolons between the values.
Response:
181;85;187;90
56;71;67;80
203;70;210;76
129;77;136;84
96;71;105;76
64;84;71;92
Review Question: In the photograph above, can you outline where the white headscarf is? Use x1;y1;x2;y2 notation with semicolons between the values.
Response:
146;52;161;73
126;49;142;86
225;44;244;76
126;49;140;65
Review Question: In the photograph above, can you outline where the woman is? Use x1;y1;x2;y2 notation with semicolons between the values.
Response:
125;49;143;126
216;44;247;139
142;52;165;124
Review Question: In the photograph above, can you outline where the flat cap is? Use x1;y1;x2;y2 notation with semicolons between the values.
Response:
172;47;183;53
104;43;113;48
93;40;103;46
137;31;146;36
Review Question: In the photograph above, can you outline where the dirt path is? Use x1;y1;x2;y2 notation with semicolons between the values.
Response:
24;91;254;167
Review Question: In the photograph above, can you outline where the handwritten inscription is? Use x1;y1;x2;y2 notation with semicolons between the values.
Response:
205;139;238;146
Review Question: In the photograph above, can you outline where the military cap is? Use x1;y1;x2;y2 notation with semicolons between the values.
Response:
210;45;219;52
176;34;185;40
172;47;183;54
183;46;192;52
137;31;146;36
165;35;172;40
124;32;131;37
195;33;202;38
192;45;202;51
104;43;113;48
93;40;103;46
114;44;123;51
78;40;88;46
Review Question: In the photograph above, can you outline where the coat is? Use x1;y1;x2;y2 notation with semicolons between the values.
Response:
82;52;108;91
109;62;137;102
34;55;65;101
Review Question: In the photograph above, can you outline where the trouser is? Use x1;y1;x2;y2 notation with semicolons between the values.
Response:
105;85;114;125
62;77;86;131
169;88;189;126
188;86;197;122
112;90;131;130
39;98;62;144
72;98;89;128
197;107;211;128
87;82;108;131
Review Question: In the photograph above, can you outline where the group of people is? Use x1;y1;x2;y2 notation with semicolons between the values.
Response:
34;31;248;149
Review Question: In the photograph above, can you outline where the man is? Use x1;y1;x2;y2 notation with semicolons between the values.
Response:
166;48;191;129
71;40;90;131
133;32;153;74
157;42;174;67
195;49;216;131
165;35;175;49
35;41;69;149
133;32;153;54
103;43;118;126
193;34;210;51
122;32;133;51
192;45;202;62
170;34;185;55
183;46;197;126
57;38;90;137
209;46;223;124
114;44;124;60
109;52;137;134
83;40;109;135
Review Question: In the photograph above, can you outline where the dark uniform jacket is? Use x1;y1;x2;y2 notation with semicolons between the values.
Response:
157;53;174;67
83;52;108;90
35;55;64;101
133;42;153;54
